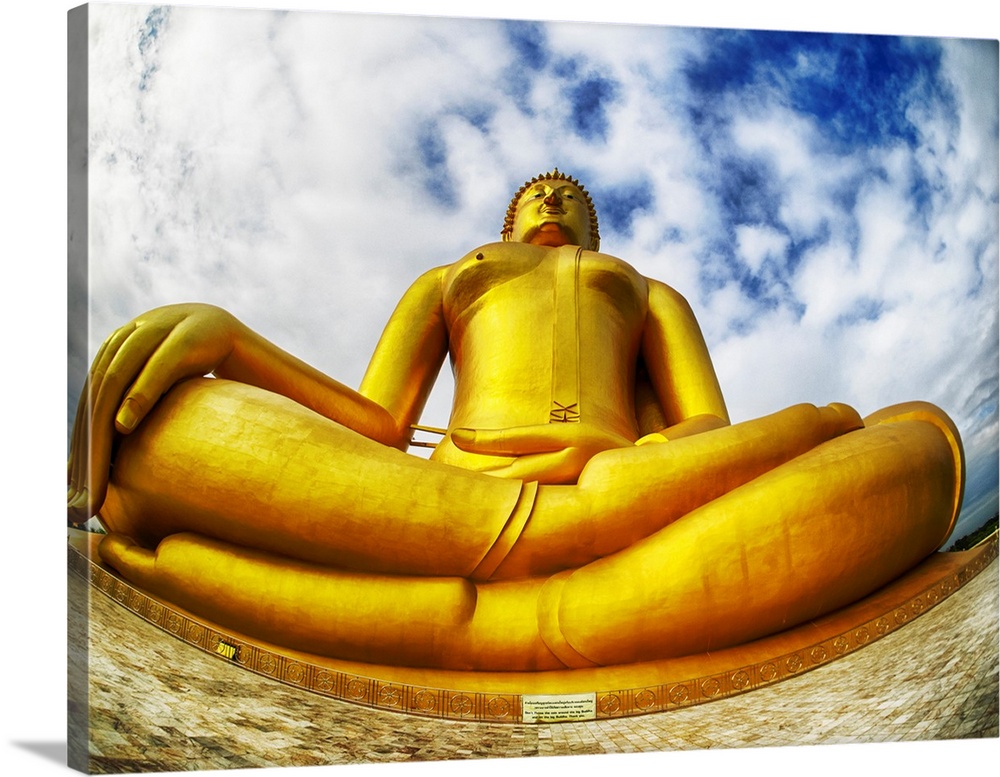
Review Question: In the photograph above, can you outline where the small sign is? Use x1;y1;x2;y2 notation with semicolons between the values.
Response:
522;692;596;723
215;640;240;661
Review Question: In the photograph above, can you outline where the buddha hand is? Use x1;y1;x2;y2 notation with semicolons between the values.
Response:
451;423;632;484
68;303;243;521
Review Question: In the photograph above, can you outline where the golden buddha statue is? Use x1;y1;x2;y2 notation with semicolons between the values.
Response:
68;169;964;671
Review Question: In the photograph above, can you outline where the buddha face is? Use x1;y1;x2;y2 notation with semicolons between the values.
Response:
508;180;592;248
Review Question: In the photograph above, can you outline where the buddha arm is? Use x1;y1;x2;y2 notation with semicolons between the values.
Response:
211;321;400;446
359;266;450;449
640;278;730;438
219;266;449;450
68;301;406;521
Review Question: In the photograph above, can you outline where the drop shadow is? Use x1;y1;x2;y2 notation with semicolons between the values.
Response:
9;740;67;767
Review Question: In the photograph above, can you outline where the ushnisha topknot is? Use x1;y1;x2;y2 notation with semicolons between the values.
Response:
501;168;600;251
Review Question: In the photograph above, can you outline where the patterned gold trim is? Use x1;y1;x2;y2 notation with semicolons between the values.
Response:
69;534;997;724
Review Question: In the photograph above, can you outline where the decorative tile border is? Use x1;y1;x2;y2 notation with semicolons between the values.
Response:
591;538;998;718
69;534;997;724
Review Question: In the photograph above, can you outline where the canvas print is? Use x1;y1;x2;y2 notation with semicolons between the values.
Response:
67;2;999;773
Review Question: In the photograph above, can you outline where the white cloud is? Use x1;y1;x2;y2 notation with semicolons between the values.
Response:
734;223;788;273
792;241;859;326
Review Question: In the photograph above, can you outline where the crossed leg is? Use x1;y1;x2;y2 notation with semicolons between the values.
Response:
98;376;963;669
98;378;869;579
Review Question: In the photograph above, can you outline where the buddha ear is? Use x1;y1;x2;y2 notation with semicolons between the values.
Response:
502;231;512;243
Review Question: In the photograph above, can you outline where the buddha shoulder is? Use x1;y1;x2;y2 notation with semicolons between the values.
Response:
444;242;543;282
442;242;545;311
443;244;645;287
577;249;648;302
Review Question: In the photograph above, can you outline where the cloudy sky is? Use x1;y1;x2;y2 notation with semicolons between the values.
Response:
71;2;999;542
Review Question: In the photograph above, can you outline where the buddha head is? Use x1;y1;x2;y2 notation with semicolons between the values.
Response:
501;169;601;251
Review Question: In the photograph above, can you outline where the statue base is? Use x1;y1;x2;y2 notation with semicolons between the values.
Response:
68;529;998;724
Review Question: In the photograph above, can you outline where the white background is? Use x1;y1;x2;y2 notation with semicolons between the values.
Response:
2;2;997;776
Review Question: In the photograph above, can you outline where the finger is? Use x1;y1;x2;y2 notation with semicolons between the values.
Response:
451;425;569;456
68;373;104;518
72;309;222;517
68;326;128;497
68;367;109;511
67;372;92;500
79;322;172;514
482;448;585;484
70;316;174;517
68;490;95;525
86;322;137;416
94;323;175;434
67;416;90;508
78;322;142;498
117;316;224;431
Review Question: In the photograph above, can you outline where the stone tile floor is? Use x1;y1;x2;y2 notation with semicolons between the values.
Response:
72;557;998;773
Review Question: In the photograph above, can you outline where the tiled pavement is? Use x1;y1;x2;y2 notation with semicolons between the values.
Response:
71;557;998;773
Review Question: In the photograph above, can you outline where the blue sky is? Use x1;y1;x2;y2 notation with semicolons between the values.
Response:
71;3;999;543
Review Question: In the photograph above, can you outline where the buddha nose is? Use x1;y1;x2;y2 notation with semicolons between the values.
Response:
544;190;562;205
